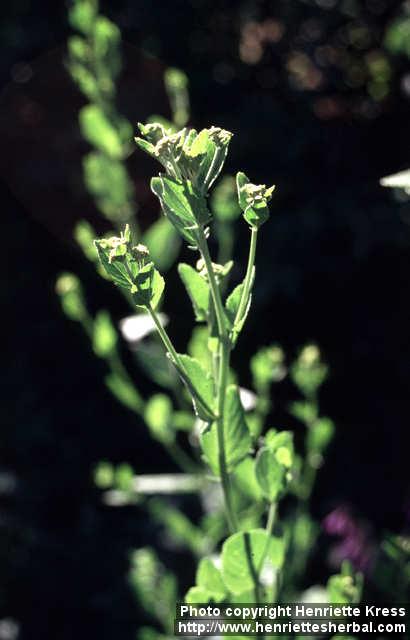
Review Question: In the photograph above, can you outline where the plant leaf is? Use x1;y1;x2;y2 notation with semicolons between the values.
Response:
221;529;286;595
79;105;124;158
151;175;211;244
178;263;210;321
233;457;263;501
104;372;143;413
176;354;215;420
142;217;181;272
200;385;251;475
196;557;227;602
184;586;210;604
255;447;286;502
140;269;165;311
93;310;117;357
144;394;174;445
225;268;255;341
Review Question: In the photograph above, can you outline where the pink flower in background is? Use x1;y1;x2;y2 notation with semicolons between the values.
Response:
323;505;376;575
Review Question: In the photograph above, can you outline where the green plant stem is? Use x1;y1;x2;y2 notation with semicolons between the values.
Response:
147;302;180;364
234;227;258;328
196;229;238;533
217;339;238;533
147;302;215;420
196;231;227;341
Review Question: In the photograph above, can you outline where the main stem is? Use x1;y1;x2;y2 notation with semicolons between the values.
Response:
196;230;238;533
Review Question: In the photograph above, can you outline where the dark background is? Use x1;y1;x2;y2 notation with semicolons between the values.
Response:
1;0;409;638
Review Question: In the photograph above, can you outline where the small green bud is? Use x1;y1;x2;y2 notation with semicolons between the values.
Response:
55;272;86;322
94;460;114;489
264;430;295;470
137;121;171;145
115;463;135;492
94;225;165;309
93;310;117;358
236;171;275;229
250;344;286;390
74;220;98;262
291;343;328;397
165;67;188;91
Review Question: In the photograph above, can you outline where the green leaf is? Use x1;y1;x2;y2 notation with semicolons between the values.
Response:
233;457;263;501
188;326;213;374
144;394;174;445
145;269;165;311
288;400;317;424
307;417;335;453
69;0;97;34
67;35;88;62
264;430;294;469
327;562;363;604
93;310;117;357
236;172;250;211
255;448;286;502
185;586;210;604
164;68;189;126
200;385;251;475
129;547;177;623
178;263;210;321
225;282;244;322
83;152;134;222
93;16;121;78
221;529;286;595
74;220;98;263
115;463;134;491
196;558;226;602
79;105;124;158
198;127;232;191
55;272;87;322
151;175;211;244
94;460;114;488
250;345;286;390
142;217;181;271
176;354;215;420
67;61;98;101
105;372;143;413
211;175;241;222
135;342;176;389
225;269;255;342
291;344;328;397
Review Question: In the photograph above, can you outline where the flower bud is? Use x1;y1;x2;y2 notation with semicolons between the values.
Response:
55;272;86;322
236;171;275;229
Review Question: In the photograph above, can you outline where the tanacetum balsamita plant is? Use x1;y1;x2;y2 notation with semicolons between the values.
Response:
92;122;363;636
